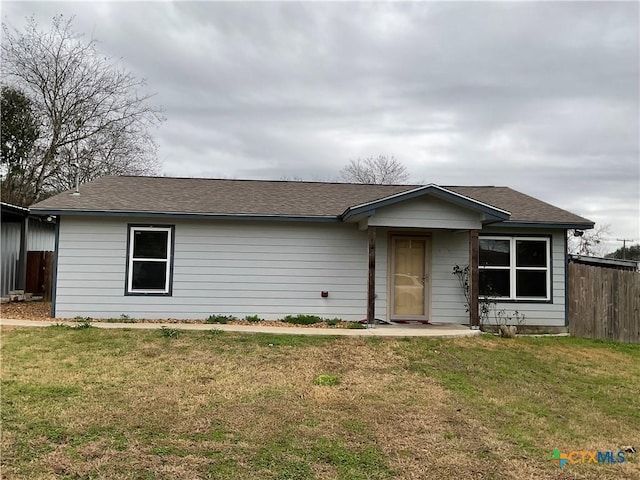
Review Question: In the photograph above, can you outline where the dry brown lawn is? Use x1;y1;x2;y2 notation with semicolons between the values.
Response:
1;326;638;479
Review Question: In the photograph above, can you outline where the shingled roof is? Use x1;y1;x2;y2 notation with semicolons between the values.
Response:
30;175;593;227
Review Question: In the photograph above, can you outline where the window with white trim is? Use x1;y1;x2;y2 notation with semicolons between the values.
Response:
126;225;173;295
479;236;550;300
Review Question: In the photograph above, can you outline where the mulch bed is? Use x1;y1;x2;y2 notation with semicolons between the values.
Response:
1;301;52;321
0;301;364;329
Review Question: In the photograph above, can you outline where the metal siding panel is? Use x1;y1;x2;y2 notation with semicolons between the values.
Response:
1;223;21;296
26;220;56;251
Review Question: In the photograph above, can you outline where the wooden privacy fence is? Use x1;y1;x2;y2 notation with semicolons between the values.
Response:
568;262;640;343
26;251;54;301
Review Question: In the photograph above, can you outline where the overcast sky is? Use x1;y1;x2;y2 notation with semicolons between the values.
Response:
3;1;639;252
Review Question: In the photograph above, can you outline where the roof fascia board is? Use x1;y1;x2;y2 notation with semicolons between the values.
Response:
1;202;30;216
1;202;51;220
341;184;511;221
1;201;29;211
490;221;595;229
29;209;340;223
481;219;505;226
342;210;376;224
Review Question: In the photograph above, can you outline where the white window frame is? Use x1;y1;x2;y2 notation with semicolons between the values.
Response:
126;225;173;295
479;236;551;301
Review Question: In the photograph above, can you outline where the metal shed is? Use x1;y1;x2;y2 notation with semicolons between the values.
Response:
1;202;56;297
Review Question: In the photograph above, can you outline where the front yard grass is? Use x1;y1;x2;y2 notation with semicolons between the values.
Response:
1;327;638;479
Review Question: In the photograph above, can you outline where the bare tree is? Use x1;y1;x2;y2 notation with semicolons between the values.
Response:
279;175;305;182
340;155;410;184
1;15;163;204
568;224;610;256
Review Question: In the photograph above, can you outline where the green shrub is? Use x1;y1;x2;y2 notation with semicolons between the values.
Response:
72;318;92;329
347;322;366;329
72;322;92;330
160;326;180;339
313;374;341;386
244;315;263;323
282;314;322;325
326;318;341;327
206;314;235;324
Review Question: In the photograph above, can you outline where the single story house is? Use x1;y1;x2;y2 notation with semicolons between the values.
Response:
1;202;56;297
30;176;593;327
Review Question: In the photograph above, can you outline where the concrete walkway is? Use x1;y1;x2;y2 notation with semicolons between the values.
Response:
0;318;481;338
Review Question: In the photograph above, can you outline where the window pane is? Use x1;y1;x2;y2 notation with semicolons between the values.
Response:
133;231;168;259
516;240;547;267
479;239;510;266
516;270;547;297
479;269;510;297
132;261;167;290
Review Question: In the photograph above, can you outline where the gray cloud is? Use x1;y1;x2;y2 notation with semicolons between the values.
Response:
3;1;638;250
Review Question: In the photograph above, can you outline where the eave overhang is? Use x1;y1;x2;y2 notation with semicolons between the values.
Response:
490;221;595;230
28;209;340;223
1;202;30;218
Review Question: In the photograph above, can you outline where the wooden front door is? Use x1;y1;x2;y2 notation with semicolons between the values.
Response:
390;236;430;320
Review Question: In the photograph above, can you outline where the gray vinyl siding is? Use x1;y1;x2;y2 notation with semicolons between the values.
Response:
55;216;375;320
372;229;469;324
53;216;566;326
430;230;470;324
368;196;483;230
368;228;566;326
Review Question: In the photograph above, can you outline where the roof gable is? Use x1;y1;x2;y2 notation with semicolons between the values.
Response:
342;184;511;221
